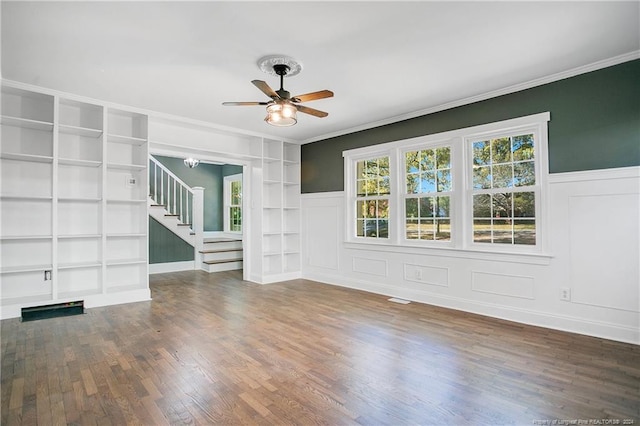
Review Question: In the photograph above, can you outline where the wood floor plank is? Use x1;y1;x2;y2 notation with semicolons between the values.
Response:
2;270;639;425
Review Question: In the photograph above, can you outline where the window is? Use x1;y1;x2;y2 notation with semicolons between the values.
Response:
404;146;452;241
344;112;549;255
471;133;537;246
224;174;242;233
355;156;390;239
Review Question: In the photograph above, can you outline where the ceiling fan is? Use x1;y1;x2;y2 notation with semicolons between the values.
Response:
223;63;333;127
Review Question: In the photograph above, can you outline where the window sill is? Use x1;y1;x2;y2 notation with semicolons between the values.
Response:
343;241;553;265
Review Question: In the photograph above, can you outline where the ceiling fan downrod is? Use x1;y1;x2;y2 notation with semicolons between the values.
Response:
273;64;291;99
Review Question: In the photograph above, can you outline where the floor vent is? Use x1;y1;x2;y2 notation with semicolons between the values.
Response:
21;301;84;322
388;297;411;304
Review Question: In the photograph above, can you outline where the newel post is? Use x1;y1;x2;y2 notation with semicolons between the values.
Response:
192;187;205;270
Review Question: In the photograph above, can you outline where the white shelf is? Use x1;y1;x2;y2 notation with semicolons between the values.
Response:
59;124;103;138
1;152;53;163
106;258;147;266
58;157;102;167
1;115;54;131
58;197;101;203
0;264;52;274
58;234;102;239
0;235;52;241
58;261;102;270
106;198;147;204
107;133;147;145
106;162;146;171
106;233;147;238
0;194;53;201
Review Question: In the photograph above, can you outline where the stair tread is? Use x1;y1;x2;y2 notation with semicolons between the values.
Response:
200;248;242;254
150;204;165;207
203;237;242;243
203;259;243;265
164;214;179;217
177;223;192;227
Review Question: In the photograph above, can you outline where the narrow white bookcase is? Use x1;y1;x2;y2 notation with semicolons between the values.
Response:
0;83;150;318
259;138;301;283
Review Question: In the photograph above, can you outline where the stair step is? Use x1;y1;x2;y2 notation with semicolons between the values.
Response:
203;237;242;243
150;204;165;208
200;248;242;254
164;214;179;217
177;223;192;227
203;258;243;265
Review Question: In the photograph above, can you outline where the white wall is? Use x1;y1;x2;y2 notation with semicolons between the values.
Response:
301;166;639;344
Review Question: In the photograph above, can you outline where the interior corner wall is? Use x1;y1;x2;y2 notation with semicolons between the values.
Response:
301;59;640;193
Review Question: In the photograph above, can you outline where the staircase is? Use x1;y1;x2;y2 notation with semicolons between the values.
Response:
149;155;243;272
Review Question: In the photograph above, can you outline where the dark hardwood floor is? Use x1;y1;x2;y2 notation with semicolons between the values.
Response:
2;270;639;425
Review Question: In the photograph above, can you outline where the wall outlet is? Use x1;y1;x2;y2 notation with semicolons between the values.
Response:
560;287;571;301
44;270;51;281
126;175;137;186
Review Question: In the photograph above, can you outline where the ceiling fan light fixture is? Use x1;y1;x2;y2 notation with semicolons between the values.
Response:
265;101;297;127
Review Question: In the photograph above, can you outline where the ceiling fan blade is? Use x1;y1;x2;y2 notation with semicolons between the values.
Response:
252;80;280;99
296;104;329;118
222;101;268;106
291;90;334;103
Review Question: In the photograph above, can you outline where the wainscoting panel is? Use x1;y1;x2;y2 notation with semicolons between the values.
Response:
471;271;535;299
352;257;387;277
568;192;639;312
404;263;449;287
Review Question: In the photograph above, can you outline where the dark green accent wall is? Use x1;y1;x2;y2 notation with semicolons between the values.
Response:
301;60;640;193
149;217;194;264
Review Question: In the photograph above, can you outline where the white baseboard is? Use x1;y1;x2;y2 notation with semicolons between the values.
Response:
302;270;640;345
149;261;196;274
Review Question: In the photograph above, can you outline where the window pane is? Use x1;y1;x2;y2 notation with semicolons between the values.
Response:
406;173;420;194
420;172;436;192
492;193;512;218
377;199;389;218
406;219;419;239
514;161;535;186
493;219;513;243
419;197;434;218
492;137;511;163
357;180;366;197
378;219;389;238
366;160;378;177
356;200;366;218
473;166;491;189
435;196;450;218
473;141;490;166
365;220;378;237
419;220;434;240
514;219;536;245
406;198;418;218
473;220;491;243
473;194;491;218
436;147;451;169
379;176;390;195
435;219;450;241
378;157;390;177
365;200;377;218
437;169;451;192
406;151;420;173
356;219;365;237
357;160;366;179
492;164;513;188
512;134;534;161
513;192;535;217
420;150;435;171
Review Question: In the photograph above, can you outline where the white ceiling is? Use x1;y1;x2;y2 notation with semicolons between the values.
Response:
2;1;639;144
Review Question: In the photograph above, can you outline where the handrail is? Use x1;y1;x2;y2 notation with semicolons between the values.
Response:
149;155;194;226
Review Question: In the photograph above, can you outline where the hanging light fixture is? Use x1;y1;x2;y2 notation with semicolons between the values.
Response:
265;100;297;127
184;158;199;168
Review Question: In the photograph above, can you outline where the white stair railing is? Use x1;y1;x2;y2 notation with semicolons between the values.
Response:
149;155;194;226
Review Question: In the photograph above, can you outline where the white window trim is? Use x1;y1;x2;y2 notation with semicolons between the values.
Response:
223;173;243;234
343;112;551;258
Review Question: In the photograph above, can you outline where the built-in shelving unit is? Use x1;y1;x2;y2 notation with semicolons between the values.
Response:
259;139;301;282
0;83;150;318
